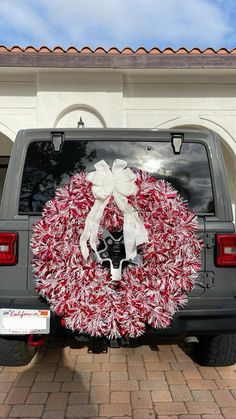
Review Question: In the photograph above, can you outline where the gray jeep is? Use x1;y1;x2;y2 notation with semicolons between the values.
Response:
0;128;235;366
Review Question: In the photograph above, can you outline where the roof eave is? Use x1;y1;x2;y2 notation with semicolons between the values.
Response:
1;52;236;69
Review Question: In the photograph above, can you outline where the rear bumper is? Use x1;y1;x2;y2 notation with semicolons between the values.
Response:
155;297;236;336
0;297;236;337
156;307;236;337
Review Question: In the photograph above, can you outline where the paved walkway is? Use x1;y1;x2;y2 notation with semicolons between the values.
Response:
0;336;236;418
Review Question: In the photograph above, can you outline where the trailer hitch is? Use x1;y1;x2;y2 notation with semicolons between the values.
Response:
28;334;46;347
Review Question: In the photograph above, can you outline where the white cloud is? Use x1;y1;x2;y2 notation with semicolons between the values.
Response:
0;0;234;48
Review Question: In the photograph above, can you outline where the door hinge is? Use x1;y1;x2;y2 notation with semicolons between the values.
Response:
51;132;64;153
194;271;215;290
205;233;215;249
171;133;184;154
195;272;205;289
206;271;215;288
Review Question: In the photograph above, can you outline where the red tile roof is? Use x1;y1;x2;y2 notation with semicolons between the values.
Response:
0;46;236;69
0;46;235;54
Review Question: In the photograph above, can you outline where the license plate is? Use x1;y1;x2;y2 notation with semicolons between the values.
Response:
0;309;50;334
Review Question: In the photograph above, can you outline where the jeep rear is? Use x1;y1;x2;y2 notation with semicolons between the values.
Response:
0;128;235;366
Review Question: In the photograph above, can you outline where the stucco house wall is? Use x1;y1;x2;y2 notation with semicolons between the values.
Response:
0;65;235;221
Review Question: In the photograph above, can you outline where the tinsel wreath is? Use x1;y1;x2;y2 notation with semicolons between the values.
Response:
31;166;202;339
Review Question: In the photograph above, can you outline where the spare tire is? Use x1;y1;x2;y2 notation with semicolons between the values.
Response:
0;336;37;366
195;334;236;367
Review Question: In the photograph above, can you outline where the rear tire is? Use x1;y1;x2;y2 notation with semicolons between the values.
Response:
0;336;37;366
195;334;236;366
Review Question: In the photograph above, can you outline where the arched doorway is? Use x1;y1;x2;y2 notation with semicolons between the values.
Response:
155;120;236;224
54;105;106;128
0;132;13;203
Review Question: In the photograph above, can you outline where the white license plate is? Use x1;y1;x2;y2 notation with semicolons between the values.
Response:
0;309;50;334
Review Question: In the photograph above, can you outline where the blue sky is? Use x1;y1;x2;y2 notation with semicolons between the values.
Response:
0;0;236;50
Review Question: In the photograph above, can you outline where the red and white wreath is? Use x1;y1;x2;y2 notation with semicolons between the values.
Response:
31;159;202;339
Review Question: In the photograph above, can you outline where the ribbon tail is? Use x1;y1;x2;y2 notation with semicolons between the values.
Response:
80;199;108;260
123;213;137;260
135;217;149;246
123;212;148;260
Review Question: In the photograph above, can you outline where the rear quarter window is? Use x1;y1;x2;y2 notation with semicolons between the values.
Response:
19;139;215;215
0;156;10;205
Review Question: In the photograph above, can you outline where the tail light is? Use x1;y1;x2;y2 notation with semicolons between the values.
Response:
216;234;236;266
0;233;17;265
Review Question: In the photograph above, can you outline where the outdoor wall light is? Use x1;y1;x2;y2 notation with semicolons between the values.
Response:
77;117;85;128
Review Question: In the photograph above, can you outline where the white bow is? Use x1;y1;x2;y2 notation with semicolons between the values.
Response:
80;159;148;261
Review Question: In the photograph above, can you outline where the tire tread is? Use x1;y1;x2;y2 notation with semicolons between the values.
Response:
0;336;37;366
196;334;236;366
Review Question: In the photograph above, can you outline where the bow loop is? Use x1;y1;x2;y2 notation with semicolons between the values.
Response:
87;160;113;199
80;159;148;261
112;160;138;196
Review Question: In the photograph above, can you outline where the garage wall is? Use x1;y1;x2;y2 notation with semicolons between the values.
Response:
0;68;235;222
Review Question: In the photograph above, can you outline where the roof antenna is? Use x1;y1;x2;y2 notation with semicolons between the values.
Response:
77;116;85;128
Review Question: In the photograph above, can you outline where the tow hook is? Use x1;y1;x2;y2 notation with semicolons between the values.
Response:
28;334;46;347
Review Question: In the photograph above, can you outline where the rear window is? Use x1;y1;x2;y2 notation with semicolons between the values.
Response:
19;140;214;215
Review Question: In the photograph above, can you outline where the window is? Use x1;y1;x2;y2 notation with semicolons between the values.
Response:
0;157;10;204
19;139;214;215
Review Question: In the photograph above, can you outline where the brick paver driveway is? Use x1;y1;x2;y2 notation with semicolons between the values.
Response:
0;336;236;419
